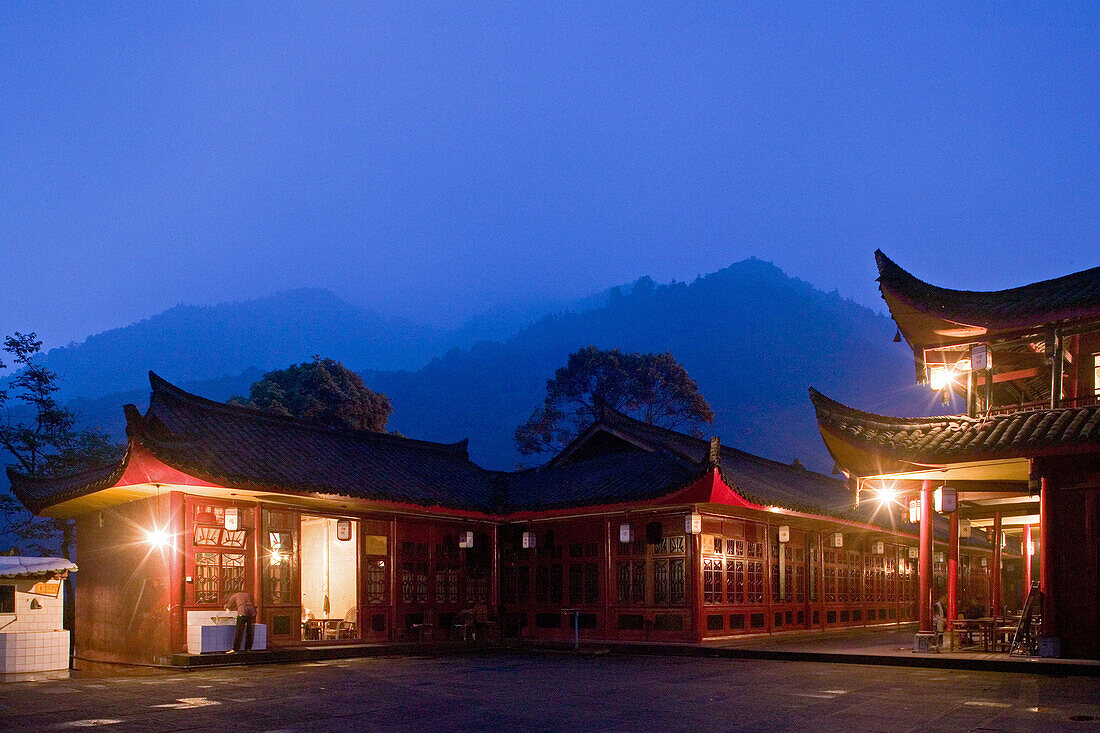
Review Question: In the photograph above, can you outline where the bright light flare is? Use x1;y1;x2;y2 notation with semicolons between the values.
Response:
270;550;284;566
874;487;899;505
145;527;169;548
929;365;953;391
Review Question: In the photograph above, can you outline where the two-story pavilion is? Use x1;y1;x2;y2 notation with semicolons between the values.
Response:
812;251;1100;658
10;372;1008;666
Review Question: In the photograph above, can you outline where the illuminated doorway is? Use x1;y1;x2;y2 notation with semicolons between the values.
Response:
300;516;358;639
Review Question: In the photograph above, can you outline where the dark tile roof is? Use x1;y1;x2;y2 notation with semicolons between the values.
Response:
876;249;1100;331
506;450;700;511
8;461;127;515
10;374;905;532
810;387;1100;468
575;408;861;520
138;373;500;511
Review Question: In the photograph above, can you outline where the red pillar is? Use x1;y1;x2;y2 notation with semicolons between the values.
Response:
947;510;959;629
1022;523;1032;600
1040;477;1057;638
991;512;1002;616
918;480;934;633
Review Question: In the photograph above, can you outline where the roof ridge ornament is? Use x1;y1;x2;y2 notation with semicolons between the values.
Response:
708;436;721;467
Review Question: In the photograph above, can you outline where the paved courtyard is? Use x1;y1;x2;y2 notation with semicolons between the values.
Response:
2;651;1099;732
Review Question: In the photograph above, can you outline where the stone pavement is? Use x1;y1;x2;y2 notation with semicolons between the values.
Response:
2;651;1099;732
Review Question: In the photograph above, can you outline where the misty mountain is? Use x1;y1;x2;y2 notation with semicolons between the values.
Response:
33;286;623;402
365;258;923;471
42;258;925;474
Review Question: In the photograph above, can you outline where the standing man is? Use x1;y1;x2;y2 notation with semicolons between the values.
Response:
225;591;258;653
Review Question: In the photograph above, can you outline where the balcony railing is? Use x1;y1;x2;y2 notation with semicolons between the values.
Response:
983;393;1099;416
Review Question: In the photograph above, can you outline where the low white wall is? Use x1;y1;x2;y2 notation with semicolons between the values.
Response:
0;630;69;673
0;577;69;673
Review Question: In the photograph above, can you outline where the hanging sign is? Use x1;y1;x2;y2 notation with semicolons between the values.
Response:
336;519;352;541
30;576;63;598
224;507;240;531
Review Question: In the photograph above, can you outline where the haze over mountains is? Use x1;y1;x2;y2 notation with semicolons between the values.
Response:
26;258;925;472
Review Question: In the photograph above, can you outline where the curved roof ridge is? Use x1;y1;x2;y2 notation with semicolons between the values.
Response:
875;249;1100;330
148;371;470;458
809;387;984;427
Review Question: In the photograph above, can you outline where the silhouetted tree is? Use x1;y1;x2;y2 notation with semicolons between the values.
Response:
231;357;392;431
0;332;124;557
515;346;714;455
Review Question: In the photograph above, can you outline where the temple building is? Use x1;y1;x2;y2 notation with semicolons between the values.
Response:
811;251;1100;658
9;371;1012;666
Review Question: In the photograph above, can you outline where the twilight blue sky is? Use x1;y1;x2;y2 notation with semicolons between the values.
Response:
2;3;1098;350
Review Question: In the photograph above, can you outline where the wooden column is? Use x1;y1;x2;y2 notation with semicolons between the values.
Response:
947;509;959;629
1040;477;1057;637
691;520;704;643
168;491;186;655
991;512;1002;616
1022;524;1032;600
918;480;934;633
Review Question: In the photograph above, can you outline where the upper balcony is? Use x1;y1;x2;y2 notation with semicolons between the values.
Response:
875;251;1100;417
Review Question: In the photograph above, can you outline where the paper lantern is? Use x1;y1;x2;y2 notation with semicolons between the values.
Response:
685;513;702;535
224;507;239;531
522;531;537;549
934;487;956;513
618;524;634;544
458;531;474;549
336;519;352;541
778;526;790;543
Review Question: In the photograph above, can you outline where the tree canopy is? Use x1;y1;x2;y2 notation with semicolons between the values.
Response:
515;346;714;455
231;357;392;432
0;332;124;556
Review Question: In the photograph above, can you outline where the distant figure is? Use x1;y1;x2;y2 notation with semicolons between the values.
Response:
933;595;947;651
225;591;258;653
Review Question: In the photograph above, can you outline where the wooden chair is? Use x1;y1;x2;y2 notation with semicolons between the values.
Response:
324;607;358;640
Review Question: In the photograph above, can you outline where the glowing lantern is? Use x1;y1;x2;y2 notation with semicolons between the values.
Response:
224;507;240;531
458;531;474;549
618;524;634;544
522;531;537;549
960;519;972;539
778;526;790;543
829;532;844;548
934;551;945;563
908;546;919;559
871;540;885;555
934;487;956;514
336;519;352;541
908;499;921;524
685;513;702;535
